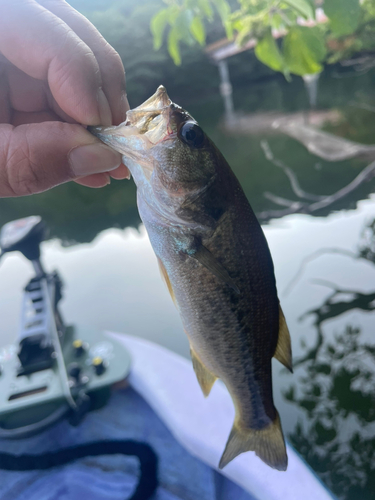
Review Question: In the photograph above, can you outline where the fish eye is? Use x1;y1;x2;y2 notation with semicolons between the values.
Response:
178;121;205;148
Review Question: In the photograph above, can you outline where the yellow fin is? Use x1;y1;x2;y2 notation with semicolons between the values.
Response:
219;412;288;471
157;257;176;305
190;347;217;397
274;306;293;373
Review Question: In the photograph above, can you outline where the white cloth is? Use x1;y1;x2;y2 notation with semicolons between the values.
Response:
112;332;336;500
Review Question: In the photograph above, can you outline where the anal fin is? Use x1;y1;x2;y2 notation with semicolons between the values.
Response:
190;347;217;397
219;412;288;471
273;305;293;373
157;257;176;306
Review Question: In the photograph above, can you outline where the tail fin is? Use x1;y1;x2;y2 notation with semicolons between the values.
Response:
219;412;288;471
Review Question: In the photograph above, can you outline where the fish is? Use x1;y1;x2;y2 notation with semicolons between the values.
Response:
89;86;293;471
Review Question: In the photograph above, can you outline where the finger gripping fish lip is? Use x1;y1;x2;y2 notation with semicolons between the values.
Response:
89;87;192;150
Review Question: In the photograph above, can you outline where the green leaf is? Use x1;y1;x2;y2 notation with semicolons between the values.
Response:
196;0;213;20
255;30;286;73
150;8;170;50
283;0;314;19
214;0;233;38
283;26;327;75
168;4;181;24
175;9;195;45
214;0;230;21
224;20;234;40
168;25;181;65
190;16;206;45
271;13;284;30
324;0;361;36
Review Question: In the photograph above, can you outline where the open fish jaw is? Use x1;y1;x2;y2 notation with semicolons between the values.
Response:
89;86;174;153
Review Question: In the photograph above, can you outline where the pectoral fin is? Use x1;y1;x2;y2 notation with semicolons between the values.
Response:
190;347;217;397
189;245;240;294
273;306;293;373
157;258;176;305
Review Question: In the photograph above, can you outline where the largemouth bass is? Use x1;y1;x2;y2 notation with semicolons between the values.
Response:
89;86;293;471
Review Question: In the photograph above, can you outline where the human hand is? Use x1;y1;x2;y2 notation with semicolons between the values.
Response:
0;0;130;197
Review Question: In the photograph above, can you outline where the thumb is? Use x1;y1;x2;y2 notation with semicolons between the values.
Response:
0;122;122;197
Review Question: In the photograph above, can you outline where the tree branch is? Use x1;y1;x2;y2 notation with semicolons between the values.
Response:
257;159;375;221
263;191;302;207
308;160;375;211
274;122;375;162
260;140;324;201
282;247;362;296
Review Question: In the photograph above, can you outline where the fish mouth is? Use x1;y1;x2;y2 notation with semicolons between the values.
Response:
89;86;179;176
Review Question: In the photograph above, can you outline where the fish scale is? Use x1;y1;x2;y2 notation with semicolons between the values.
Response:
89;86;293;471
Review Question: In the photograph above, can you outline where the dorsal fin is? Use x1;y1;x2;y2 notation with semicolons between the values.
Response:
274;306;293;373
190;347;217;397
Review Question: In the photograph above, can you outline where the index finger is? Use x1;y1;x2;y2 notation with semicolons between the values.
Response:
0;0;112;126
38;0;129;125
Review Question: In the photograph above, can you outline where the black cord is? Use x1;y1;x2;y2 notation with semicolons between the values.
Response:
0;439;158;500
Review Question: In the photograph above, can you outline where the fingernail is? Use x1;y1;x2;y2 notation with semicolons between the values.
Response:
109;163;131;180
124;167;131;180
120;91;130;123
97;88;112;126
69;143;122;177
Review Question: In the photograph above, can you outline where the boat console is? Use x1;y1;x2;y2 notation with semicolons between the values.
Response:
0;216;131;438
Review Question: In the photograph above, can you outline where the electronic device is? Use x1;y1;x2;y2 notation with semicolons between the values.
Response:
0;216;131;438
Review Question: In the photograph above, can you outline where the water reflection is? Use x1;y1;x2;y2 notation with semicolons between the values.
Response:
0;226;188;354
0;69;374;245
0;181;140;245
284;218;375;500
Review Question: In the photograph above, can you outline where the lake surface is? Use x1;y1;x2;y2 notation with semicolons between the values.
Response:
0;68;374;499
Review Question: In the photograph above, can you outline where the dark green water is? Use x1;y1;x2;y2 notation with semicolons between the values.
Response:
0;68;374;499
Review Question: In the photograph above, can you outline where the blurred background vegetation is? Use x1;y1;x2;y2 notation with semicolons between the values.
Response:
0;0;374;244
72;0;226;106
150;0;375;74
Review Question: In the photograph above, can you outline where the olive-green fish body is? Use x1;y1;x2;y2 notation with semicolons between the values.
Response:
89;86;292;471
